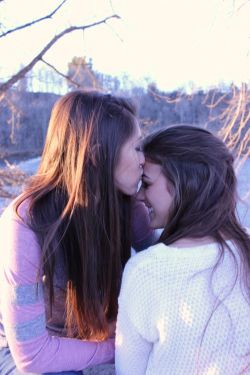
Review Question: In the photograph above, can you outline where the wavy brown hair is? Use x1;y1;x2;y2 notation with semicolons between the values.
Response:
15;90;138;340
143;125;250;294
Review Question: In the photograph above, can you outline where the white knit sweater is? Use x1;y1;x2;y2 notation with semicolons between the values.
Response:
115;241;250;375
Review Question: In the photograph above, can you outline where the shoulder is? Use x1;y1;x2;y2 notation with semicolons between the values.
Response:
121;243;169;289
125;240;214;274
123;241;222;290
125;242;167;268
0;197;33;239
0;197;39;260
0;196;30;223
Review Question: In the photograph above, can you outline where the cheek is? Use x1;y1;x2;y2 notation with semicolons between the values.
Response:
145;189;158;206
121;158;135;174
116;152;130;174
163;193;174;216
124;151;139;172
148;188;172;215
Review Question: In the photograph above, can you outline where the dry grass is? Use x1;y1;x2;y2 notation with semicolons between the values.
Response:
0;166;28;198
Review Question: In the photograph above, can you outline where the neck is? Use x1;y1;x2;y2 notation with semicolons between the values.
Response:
168;236;217;248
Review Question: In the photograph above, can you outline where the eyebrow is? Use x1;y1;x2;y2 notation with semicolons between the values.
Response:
133;135;143;145
136;135;143;141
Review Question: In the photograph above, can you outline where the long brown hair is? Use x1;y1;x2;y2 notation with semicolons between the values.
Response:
143;125;250;294
15;90;138;340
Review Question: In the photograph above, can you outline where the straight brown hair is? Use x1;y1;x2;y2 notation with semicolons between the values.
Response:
15;90;138;340
143;125;250;295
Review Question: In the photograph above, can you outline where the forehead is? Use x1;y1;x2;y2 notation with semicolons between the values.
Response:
143;162;162;180
132;121;141;137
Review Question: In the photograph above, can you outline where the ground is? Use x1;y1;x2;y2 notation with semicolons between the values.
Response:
0;165;27;214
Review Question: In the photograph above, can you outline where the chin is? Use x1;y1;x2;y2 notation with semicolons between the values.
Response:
150;219;163;230
150;223;159;230
149;219;157;229
128;184;139;196
119;187;137;196
130;188;138;196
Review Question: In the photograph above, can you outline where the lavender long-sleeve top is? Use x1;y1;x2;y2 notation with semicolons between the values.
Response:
0;198;154;373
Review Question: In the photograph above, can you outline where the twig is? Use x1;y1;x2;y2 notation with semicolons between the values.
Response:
41;58;82;88
236;0;250;12
0;14;120;95
0;0;68;38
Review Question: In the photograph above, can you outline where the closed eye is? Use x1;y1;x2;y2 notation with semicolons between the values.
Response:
135;145;143;152
141;180;150;189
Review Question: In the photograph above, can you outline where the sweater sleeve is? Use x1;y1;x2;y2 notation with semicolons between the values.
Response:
131;199;157;251
0;206;114;373
115;256;153;375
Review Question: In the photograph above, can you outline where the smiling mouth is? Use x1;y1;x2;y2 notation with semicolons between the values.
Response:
148;206;154;216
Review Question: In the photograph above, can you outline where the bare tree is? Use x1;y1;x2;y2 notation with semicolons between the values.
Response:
0;1;120;97
218;83;250;168
0;0;68;39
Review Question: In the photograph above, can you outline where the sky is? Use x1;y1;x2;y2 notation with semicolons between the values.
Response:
0;0;250;92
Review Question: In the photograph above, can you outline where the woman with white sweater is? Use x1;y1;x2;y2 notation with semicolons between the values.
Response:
115;125;250;375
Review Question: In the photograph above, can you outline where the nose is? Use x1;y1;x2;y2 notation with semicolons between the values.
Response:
139;151;145;166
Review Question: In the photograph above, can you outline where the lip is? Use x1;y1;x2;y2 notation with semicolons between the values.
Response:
143;203;153;215
148;207;154;215
144;202;151;209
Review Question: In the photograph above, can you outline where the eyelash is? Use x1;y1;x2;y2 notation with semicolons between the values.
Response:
141;181;149;189
135;145;143;152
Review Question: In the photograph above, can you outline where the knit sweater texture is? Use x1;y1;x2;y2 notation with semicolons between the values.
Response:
115;241;250;375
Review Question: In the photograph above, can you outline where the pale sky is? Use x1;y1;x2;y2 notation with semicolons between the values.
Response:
0;0;250;92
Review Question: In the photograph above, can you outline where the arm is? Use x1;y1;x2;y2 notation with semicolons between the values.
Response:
115;259;152;375
0;206;114;373
115;305;152;375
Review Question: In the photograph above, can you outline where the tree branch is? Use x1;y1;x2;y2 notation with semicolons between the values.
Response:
41;58;82;88
0;0;68;38
236;0;250;12
0;14;120;96
108;0;116;14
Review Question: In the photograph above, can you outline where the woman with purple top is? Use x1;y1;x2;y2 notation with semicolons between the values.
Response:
0;91;155;374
